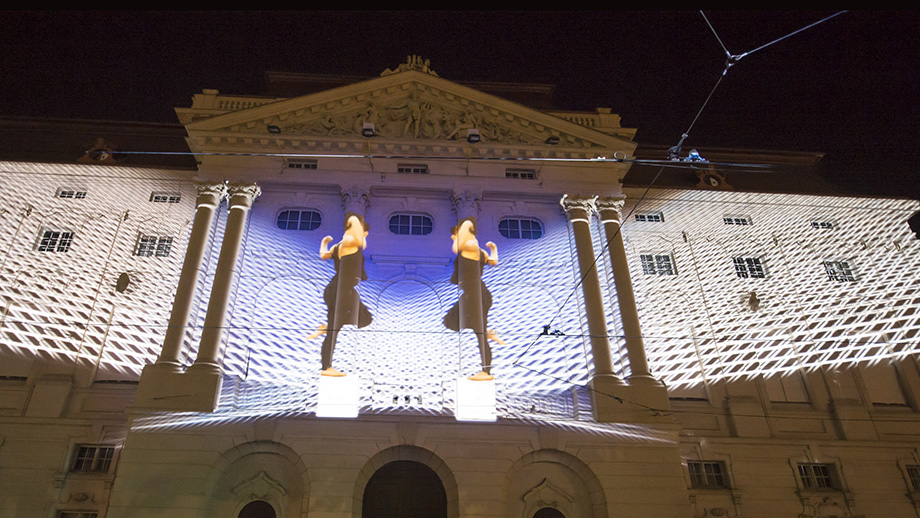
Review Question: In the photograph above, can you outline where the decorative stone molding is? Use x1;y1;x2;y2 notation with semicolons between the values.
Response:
522;478;574;518
232;471;288;501
381;55;440;77
341;186;371;214
595;196;626;225
227;183;261;209
560;195;596;222
195;182;228;207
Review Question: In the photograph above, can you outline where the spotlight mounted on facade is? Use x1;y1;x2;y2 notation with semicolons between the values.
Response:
545;136;560;145
466;129;480;144
362;123;376;138
267;125;281;134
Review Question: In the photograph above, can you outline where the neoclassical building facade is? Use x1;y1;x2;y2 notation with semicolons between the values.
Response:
1;59;919;518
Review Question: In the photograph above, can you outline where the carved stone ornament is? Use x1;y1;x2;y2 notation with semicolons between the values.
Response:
341;186;370;213
380;55;439;77
227;183;262;207
231;471;288;500
798;496;863;518
560;194;596;219
595;196;626;223
451;190;482;219
196;182;229;206
522;478;574;516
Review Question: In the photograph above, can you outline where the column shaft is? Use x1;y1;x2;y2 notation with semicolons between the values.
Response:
192;184;260;370
156;184;226;369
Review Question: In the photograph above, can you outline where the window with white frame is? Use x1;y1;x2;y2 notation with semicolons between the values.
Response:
389;213;433;235
135;235;173;257
823;260;856;282
286;159;318;170
811;220;836;230
498;217;543;239
733;257;765;278
634;212;664;223
906;465;920;491
687;461;728;489
71;445;115;473
150;192;181;204
397;163;429;174
276;209;322;231
797;463;838;490
640;254;676;276
505;168;537;180
37;229;74;252
723;215;752;226
57;188;87;199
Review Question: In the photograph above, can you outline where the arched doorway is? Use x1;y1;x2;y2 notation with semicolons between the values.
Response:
238;500;276;518
362;460;447;518
534;508;565;518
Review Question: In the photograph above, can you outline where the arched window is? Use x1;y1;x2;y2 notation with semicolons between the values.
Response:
389;213;433;235
277;209;322;230
499;217;543;239
238;500;276;518
363;461;446;518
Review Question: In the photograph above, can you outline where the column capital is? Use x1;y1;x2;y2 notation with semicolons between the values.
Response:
227;183;261;209
451;189;482;219
595;196;627;224
560;194;596;221
341;186;370;215
195;182;228;208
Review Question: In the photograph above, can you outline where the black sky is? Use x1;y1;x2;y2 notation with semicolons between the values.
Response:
1;11;917;198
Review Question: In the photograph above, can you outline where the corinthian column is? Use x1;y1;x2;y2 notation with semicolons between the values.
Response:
451;190;483;219
155;183;227;371
560;195;617;379
190;183;261;373
595;196;654;382
341;185;370;216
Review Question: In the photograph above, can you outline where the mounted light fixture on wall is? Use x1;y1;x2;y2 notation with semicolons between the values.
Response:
545;136;560;145
266;125;281;134
466;129;480;144
362;123;376;138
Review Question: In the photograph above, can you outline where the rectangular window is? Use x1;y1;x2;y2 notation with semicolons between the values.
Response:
71;445;115;472
823;261;856;282
733;257;765;278
150;192;181;204
57;189;87;199
640;254;675;276
135;235;173;257
811;220;836;230
723;216;752;226
907;465;920;491
687;461;727;488
38;230;74;252
798;463;836;489
635;212;664;223
285;159;318;170
505;168;537;180
397;164;429;174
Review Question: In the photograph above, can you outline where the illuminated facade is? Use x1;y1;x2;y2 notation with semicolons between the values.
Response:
1;59;919;518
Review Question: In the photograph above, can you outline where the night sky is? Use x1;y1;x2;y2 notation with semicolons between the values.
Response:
1;11;917;198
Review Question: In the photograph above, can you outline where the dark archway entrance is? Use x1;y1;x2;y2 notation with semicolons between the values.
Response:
362;460;447;518
534;507;565;518
238;500;276;518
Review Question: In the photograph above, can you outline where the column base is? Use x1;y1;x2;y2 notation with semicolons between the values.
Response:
134;362;223;412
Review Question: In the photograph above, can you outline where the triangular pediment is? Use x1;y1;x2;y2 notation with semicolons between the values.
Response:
180;69;635;156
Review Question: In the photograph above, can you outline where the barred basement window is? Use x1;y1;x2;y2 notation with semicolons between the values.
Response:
723;215;752;226
135;235;173;257
277;209;322;231
811;220;836;230
687;461;727;488
58;512;98;518
389;213;433;235
286;159;318;170
57;188;87;199
640;254;675;276
150;192;181;203
37;230;74;252
505;168;537;179
907;465;920;491
498;218;543;239
797;463;837;490
397;163;429;174
823;261;856;282
733;257;765;278
71;445;115;472
635;212;664;223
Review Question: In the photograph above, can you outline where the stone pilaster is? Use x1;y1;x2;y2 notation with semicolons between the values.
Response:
341;186;370;215
451;190;482;220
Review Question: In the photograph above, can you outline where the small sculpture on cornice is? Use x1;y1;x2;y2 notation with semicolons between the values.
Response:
381;55;439;77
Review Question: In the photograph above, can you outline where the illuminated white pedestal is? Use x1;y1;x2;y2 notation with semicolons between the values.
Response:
455;378;496;422
316;375;360;418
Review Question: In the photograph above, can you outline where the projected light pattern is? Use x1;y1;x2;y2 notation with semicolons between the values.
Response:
0;163;190;381
625;189;920;392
